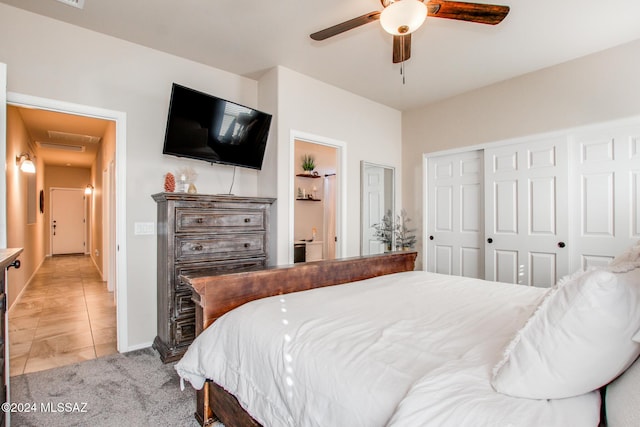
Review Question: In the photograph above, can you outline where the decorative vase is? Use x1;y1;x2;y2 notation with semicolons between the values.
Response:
164;173;176;192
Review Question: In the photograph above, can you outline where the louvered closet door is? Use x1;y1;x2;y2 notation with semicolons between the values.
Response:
569;124;640;270
484;137;569;287
426;150;484;278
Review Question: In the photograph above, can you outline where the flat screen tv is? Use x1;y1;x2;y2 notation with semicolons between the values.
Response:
162;83;272;170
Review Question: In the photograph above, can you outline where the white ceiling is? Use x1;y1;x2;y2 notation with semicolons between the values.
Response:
3;0;640;111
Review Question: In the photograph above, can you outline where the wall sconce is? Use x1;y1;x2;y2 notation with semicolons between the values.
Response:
85;184;94;195
16;152;36;174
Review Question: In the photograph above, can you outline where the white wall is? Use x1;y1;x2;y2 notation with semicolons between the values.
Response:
402;38;640;269
0;4;406;349
0;4;262;349
261;66;403;264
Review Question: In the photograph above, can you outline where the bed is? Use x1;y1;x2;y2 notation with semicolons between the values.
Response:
176;249;640;427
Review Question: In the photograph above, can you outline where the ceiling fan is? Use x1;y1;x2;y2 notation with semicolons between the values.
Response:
310;0;510;64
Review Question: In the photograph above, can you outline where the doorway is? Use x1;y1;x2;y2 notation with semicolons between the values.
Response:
290;132;346;264
5;91;128;353
293;140;338;262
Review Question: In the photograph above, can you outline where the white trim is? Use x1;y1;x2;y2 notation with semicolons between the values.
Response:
421;154;429;271
6;92;129;353
289;130;347;264
0;63;6;248
126;341;154;352
422;114;640;160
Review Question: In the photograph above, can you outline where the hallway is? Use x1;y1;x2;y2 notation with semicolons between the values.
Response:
8;255;117;376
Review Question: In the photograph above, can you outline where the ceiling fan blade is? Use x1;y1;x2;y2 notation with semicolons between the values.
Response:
310;11;381;41
392;34;411;64
427;1;510;25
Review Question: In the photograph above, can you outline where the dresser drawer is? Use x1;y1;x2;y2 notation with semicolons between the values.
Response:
176;234;265;262
174;289;195;317
175;208;265;233
172;315;196;346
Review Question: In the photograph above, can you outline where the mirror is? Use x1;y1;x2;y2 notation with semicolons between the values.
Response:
360;161;396;255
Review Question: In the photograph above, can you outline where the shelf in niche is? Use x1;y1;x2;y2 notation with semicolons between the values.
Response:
296;173;321;179
296;198;322;202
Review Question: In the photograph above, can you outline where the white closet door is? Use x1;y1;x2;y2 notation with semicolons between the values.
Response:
426;150;484;278
484;137;569;287
569;124;640;270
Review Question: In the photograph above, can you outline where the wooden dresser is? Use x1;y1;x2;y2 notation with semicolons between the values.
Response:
1;248;23;427
152;193;275;363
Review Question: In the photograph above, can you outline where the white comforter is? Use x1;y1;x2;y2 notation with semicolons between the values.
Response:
176;271;600;427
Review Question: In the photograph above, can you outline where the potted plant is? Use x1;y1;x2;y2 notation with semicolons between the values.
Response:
373;209;417;251
394;209;417;250
373;210;394;251
301;154;315;174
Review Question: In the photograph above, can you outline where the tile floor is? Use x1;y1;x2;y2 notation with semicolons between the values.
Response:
8;254;117;376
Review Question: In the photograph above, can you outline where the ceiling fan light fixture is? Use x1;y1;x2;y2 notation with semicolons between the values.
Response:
380;0;427;36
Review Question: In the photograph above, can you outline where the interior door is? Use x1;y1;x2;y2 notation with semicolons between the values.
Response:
51;188;86;255
484;137;569;287
569;124;640;270
426;150;484;278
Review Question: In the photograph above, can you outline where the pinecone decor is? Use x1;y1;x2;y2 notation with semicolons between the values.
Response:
164;172;176;192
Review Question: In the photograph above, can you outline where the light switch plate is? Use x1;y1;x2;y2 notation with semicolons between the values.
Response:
134;222;155;235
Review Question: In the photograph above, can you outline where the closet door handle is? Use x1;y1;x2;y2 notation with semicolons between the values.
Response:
487;238;493;244
557;241;566;248
429;235;434;241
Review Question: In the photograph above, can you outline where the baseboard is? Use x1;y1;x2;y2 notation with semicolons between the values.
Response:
125;341;154;353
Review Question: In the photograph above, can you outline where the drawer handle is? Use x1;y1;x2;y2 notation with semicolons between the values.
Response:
193;244;203;251
244;243;250;248
196;218;204;224
244;218;251;223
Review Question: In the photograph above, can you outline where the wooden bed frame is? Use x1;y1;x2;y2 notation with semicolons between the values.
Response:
181;251;417;426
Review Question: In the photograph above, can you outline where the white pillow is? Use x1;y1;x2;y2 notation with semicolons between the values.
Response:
492;268;640;399
606;356;640;427
610;241;640;266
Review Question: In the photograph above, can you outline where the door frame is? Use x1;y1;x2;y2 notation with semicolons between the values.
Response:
6;91;129;352
289;130;347;264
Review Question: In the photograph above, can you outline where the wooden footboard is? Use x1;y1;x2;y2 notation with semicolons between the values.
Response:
182;251;417;426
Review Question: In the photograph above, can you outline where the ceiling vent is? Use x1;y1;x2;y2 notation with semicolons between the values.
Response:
47;130;101;144
55;0;85;9
36;141;86;152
